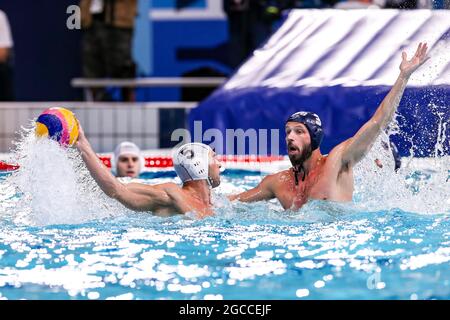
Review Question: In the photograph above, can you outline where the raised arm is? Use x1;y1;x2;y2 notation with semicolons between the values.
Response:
75;123;172;211
340;42;429;167
229;174;276;203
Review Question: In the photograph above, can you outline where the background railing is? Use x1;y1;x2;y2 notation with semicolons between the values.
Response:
0;102;196;153
1;77;227;153
71;77;227;101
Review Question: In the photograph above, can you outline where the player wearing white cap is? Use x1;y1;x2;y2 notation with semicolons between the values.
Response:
111;141;144;178
75;123;222;218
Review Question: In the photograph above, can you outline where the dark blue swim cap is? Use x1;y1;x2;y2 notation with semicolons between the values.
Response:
286;112;324;151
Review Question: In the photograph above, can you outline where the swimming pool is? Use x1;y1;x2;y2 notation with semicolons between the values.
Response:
1;144;449;300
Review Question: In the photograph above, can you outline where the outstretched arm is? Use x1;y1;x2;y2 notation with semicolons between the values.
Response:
75;123;171;211
229;174;276;203
340;42;429;167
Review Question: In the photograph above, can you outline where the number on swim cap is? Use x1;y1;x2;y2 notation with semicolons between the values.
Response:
182;149;194;159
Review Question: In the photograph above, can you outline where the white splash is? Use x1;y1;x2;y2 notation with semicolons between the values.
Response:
354;122;449;215
5;124;125;226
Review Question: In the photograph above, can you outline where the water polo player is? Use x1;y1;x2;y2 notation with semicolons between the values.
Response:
230;42;429;210
75;124;222;217
111;141;144;178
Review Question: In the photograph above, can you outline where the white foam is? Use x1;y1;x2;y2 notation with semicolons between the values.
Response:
5;124;126;226
354;129;449;215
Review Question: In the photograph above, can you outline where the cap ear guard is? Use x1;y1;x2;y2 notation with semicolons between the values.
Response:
307;120;323;151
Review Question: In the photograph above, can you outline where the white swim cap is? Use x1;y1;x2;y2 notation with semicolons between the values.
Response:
173;143;213;185
111;141;144;175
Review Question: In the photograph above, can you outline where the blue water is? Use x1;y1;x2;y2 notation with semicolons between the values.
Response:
0;170;449;300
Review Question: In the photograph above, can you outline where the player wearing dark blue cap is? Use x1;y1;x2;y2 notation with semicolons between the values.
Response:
230;42;429;210
284;111;324;185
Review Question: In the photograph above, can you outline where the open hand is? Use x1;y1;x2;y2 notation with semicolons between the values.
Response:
400;42;430;78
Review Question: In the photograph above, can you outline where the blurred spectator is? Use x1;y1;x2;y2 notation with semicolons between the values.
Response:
112;141;143;178
282;0;338;9
0;9;14;101
334;0;434;8
383;0;417;8
383;0;433;8
223;0;296;68
80;0;137;101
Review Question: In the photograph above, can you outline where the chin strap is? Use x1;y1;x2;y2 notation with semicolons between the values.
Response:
207;176;214;188
293;165;306;186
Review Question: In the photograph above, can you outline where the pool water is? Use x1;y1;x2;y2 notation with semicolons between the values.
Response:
1;162;450;300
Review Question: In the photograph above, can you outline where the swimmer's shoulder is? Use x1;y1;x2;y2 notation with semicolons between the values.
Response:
153;182;182;194
327;141;349;161
125;181;182;199
154;183;190;203
261;169;292;187
153;183;196;214
124;181;181;195
147;182;185;210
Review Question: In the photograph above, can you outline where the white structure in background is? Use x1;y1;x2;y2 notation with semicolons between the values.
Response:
150;0;226;20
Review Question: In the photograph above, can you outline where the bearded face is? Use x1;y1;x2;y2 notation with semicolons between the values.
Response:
288;141;312;167
285;122;313;167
